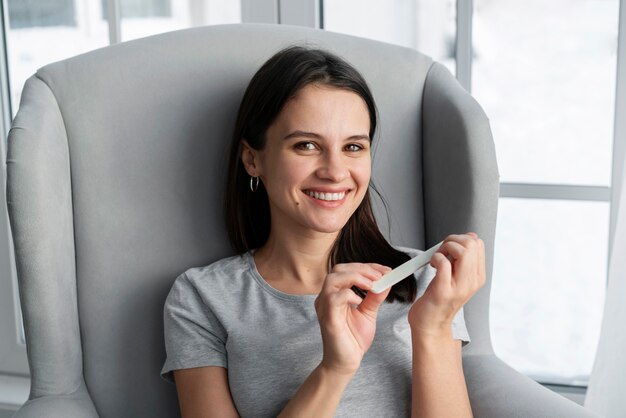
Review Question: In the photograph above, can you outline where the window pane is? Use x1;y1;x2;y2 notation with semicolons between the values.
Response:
120;0;241;42
102;0;171;19
6;1;242;115
324;0;457;73
472;0;618;186
6;0;110;116
491;198;608;384
9;0;76;28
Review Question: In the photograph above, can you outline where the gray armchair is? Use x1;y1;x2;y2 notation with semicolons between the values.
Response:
6;23;598;417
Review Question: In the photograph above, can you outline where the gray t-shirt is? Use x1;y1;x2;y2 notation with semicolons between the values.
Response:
161;247;470;417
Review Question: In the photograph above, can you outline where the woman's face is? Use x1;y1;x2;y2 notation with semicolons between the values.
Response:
242;83;372;237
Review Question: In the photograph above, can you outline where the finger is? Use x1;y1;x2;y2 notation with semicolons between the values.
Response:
443;240;481;292
325;265;387;292
332;262;390;277
439;240;467;262
446;236;485;295
429;252;452;289
450;232;485;278
357;287;391;318
472;235;480;276
329;288;364;309
442;235;480;268
444;233;478;250
323;273;376;295
369;263;392;276
331;262;363;273
477;238;486;287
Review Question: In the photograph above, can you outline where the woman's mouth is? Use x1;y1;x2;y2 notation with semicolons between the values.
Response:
304;190;347;201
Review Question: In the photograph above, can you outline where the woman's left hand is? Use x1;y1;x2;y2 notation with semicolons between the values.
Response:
408;232;486;338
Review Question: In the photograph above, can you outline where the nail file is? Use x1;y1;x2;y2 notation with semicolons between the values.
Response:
370;241;444;294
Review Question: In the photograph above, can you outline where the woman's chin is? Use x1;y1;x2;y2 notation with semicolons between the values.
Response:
306;219;350;235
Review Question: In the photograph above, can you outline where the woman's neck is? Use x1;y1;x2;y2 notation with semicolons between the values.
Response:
254;228;339;295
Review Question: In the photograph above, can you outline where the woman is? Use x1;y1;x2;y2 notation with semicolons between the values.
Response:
161;46;485;417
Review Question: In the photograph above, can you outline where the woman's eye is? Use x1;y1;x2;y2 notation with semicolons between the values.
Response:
345;143;364;152
295;142;317;151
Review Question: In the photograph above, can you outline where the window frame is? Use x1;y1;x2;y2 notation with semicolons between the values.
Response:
0;0;30;407
612;0;626;259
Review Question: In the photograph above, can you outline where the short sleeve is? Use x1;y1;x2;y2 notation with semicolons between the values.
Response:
414;263;471;345
161;272;228;383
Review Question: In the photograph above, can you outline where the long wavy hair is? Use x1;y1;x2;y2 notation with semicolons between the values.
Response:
225;46;416;303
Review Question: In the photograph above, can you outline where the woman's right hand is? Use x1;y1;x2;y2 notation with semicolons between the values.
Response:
314;263;392;376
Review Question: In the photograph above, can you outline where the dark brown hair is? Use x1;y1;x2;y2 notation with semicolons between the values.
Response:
225;46;416;303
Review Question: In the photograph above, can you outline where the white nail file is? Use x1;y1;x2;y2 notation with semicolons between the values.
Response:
370;241;444;294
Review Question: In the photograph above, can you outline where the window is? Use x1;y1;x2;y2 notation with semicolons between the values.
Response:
472;0;619;384
101;0;171;19
8;0;76;29
473;0;616;187
5;0;242;117
492;198;608;384
324;0;457;74
5;0;110;118
114;0;241;42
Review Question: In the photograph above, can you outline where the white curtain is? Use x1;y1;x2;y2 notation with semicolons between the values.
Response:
585;168;626;416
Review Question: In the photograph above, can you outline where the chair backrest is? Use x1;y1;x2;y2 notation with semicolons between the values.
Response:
6;23;498;416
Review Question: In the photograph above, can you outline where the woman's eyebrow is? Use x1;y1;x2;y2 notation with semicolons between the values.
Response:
283;130;321;140
283;130;370;141
346;134;370;141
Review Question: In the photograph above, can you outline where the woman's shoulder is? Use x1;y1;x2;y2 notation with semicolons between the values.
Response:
186;252;250;278
168;252;253;299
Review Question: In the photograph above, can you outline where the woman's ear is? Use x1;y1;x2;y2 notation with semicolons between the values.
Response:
240;140;260;177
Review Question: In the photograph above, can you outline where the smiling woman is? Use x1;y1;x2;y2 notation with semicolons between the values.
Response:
225;46;417;303
160;46;483;418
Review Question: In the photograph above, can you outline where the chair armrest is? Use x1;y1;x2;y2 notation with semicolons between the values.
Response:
14;391;98;418
422;61;500;356
464;354;599;417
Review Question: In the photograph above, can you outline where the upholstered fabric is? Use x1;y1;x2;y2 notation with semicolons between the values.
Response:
465;355;599;417
6;23;597;417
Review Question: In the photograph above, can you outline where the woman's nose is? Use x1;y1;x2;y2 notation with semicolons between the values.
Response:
316;150;349;182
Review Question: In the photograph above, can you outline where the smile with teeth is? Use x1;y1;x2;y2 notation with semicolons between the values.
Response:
304;190;347;201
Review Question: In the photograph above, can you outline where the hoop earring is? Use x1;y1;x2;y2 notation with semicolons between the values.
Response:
250;176;260;192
